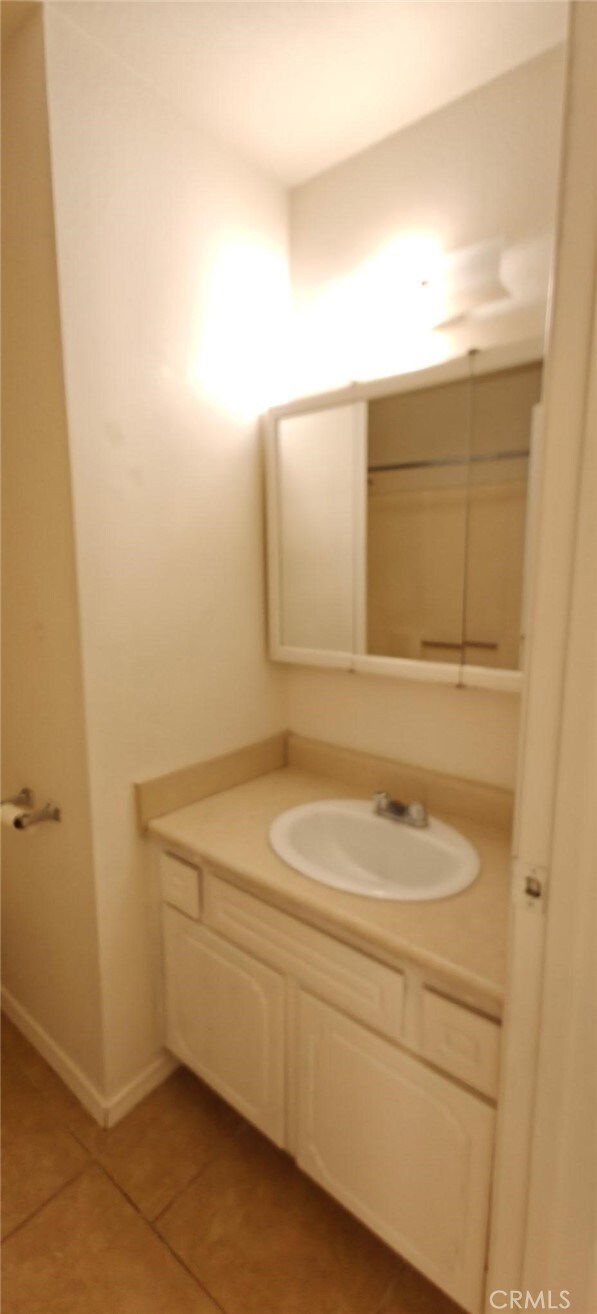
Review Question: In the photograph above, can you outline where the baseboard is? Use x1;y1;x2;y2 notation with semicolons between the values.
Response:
1;986;106;1124
103;1050;179;1127
1;987;178;1128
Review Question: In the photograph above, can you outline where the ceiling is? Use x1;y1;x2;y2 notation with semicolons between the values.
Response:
56;1;568;187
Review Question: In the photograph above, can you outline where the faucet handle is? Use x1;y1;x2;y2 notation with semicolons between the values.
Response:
406;801;429;827
372;791;390;814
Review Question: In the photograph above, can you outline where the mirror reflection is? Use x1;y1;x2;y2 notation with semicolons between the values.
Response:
267;348;543;682
366;360;542;668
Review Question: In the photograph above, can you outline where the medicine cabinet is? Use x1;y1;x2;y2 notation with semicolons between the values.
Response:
264;340;543;693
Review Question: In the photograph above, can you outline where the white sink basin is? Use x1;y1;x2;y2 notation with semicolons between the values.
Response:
269;799;480;901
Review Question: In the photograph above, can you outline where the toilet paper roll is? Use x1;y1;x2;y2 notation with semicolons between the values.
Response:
1;804;30;830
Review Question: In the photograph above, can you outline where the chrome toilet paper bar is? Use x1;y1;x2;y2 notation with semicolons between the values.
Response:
14;802;61;830
1;789;61;829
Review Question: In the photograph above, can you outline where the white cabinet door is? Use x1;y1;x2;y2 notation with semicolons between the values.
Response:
162;906;286;1146
296;992;495;1314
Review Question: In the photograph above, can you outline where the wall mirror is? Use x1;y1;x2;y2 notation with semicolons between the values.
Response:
264;340;542;693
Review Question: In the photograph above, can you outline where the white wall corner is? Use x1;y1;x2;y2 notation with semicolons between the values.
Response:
103;1050;179;1129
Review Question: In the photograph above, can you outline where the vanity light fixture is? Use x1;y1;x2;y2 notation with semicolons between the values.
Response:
427;237;511;328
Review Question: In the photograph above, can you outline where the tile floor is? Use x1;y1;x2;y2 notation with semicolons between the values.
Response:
1;1017;462;1313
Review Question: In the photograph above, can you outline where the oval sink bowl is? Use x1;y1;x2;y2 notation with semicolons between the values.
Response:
269;800;480;901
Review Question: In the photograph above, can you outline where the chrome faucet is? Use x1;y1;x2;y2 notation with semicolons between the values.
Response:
372;792;429;828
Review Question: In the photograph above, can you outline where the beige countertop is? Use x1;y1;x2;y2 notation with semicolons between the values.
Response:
148;766;512;1019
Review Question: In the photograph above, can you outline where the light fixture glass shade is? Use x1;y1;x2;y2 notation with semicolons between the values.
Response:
430;238;509;327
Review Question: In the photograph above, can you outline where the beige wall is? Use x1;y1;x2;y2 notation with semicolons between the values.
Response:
285;52;565;789
43;7;287;1097
291;47;565;390
1;9;104;1089
284;667;520;790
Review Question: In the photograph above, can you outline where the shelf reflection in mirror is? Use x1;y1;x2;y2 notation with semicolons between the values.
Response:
366;358;541;670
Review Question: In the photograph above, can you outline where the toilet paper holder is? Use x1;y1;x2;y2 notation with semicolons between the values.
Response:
1;788;61;829
2;787;35;809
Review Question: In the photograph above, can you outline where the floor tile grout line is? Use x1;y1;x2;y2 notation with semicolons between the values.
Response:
41;1112;101;1160
151;1157;214;1225
1;1034;214;1212
1;1035;223;1305
0;1163;91;1245
3;1031;450;1314
148;1119;256;1227
78;1159;229;1314
153;1227;229;1314
3;1032;250;1222
86;1159;152;1220
3;1097;401;1314
3;1026;248;1282
0;1136;228;1314
63;1105;246;1225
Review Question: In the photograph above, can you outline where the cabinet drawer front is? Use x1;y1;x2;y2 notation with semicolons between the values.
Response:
162;906;286;1146
204;874;404;1041
422;989;500;1098
159;851;201;919
297;992;494;1314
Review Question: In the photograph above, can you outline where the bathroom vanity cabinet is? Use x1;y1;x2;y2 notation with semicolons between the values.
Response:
159;851;499;1314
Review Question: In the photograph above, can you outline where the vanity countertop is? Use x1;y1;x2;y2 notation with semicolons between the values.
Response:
147;766;512;1019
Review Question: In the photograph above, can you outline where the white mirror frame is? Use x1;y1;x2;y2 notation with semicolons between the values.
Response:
264;337;544;694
